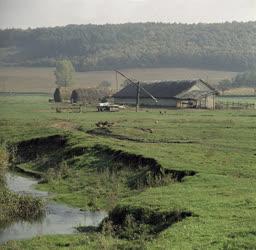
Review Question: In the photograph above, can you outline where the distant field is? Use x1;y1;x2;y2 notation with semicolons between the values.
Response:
223;87;256;96
219;88;256;104
0;66;237;93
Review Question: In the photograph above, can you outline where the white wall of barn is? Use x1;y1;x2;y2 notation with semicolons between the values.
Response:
196;95;215;109
206;95;215;109
178;80;215;109
176;80;212;98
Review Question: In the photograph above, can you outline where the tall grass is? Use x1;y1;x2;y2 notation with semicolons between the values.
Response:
0;144;8;185
0;145;45;229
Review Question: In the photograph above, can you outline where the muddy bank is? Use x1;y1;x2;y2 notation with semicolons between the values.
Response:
14;165;43;179
98;205;192;240
63;143;196;187
13;135;67;162
12;134;86;166
92;144;196;183
78;205;193;241
12;135;196;189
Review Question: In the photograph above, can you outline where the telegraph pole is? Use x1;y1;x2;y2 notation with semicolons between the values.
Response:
114;70;157;112
115;71;119;91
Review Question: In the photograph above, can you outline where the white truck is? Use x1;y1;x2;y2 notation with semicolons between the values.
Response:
97;102;125;112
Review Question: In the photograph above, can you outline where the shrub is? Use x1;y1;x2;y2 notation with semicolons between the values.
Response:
0;145;9;186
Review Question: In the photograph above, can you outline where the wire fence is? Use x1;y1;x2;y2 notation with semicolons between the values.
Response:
215;101;255;110
215;86;256;110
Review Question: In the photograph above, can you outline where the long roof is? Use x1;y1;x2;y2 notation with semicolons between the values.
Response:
113;79;215;99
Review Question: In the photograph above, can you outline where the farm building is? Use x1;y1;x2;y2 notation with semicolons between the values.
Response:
53;87;73;102
113;79;218;109
70;88;111;104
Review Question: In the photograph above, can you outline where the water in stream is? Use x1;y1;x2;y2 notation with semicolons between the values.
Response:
0;172;107;244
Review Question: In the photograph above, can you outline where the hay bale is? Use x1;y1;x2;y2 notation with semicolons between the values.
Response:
53;87;73;102
70;88;111;104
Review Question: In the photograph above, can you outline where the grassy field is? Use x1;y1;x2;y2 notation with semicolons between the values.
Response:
0;66;237;93
1;95;256;249
217;96;256;104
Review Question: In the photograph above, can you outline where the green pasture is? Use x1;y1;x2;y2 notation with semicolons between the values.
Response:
1;95;256;249
217;95;256;104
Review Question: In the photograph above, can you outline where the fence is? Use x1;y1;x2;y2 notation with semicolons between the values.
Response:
216;101;255;110
51;103;84;113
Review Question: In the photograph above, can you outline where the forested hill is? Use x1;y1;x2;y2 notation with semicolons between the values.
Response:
0;22;256;72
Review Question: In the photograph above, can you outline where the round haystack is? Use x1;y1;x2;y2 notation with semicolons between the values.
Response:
70;88;111;104
54;87;73;102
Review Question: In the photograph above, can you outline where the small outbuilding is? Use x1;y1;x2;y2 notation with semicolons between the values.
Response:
70;88;110;104
53;87;73;102
112;79;218;109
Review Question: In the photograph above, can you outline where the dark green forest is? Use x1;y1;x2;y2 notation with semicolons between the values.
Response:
0;22;256;71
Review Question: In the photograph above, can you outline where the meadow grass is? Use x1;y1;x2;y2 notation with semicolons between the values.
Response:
0;95;256;249
217;95;256;104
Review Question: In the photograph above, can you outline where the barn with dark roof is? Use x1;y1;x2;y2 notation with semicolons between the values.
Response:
112;79;218;109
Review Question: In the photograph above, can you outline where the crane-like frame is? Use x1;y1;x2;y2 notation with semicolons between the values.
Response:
115;70;158;112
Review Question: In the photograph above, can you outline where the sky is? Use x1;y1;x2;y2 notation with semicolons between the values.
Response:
0;0;256;29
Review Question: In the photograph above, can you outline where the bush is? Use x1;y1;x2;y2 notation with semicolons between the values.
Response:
0;145;9;186
0;144;45;229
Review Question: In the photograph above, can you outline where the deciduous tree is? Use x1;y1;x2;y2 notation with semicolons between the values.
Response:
54;60;74;87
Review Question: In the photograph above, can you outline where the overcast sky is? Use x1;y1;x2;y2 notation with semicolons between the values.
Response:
0;0;256;29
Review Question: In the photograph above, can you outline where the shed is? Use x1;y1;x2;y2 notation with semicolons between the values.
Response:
112;79;218;109
53;87;72;102
70;88;111;104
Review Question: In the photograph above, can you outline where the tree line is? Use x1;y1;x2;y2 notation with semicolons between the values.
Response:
0;22;256;72
219;68;256;90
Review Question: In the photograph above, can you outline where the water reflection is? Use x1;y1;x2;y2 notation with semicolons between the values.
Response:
0;172;107;244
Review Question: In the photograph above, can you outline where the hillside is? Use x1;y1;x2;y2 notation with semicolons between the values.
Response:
0;22;256;71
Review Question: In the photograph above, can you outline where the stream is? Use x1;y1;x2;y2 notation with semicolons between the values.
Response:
0;172;107;244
